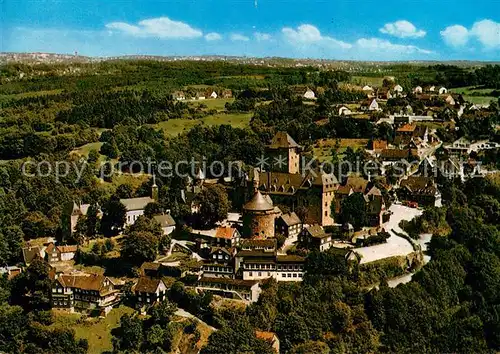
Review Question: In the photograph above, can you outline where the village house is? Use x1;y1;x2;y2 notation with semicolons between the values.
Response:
51;274;120;315
236;250;305;282
303;88;316;99
338;105;352;116
206;89;218;99
362;85;374;98
439;87;448;95
240;238;277;253
22;246;45;265
134;277;167;310
45;243;77;263
194;226;241;250
368;139;388;154
195;91;206;100
70;202;102;237
0;266;22;280
360;98;380;111
393;84;404;96
399;176;440;207
299;224;333;251
172;91;185;100
221;89;233;98
379;148;419;165
275;212;302;238
153;214;176;235
376;88;393;100
196;277;262;302
413;86;423;94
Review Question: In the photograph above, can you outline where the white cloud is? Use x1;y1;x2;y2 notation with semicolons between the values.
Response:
205;32;222;41
379;20;426;38
230;33;250;41
441;19;500;49
282;24;352;49
440;25;469;47
471;19;500;48
254;32;272;41
356;38;432;54
105;17;202;39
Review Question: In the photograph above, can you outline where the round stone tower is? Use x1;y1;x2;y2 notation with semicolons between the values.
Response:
242;191;277;239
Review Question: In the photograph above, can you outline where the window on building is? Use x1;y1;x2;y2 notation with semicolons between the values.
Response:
258;272;262;276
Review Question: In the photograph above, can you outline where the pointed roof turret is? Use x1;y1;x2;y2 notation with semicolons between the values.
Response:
243;191;274;212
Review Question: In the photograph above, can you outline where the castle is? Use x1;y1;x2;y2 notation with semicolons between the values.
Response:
242;132;338;238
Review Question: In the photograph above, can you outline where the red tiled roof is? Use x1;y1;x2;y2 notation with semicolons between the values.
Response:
215;226;237;239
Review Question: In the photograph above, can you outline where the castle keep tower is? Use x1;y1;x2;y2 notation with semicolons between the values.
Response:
266;132;301;174
242;191;278;239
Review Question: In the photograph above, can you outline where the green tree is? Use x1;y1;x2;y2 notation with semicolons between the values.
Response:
121;231;158;266
195;185;230;228
100;196;126;237
112;313;144;351
338;192;367;230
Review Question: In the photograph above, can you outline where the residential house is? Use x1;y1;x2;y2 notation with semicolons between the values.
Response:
255;331;280;353
0;266;22;280
193;226;241;249
51;274;119;315
153;214;176;235
135;277;167;310
121;196;155;226
196;277;262;302
45;243;77;263
172;91;186;100
379;148;419;164
70;202;101;235
362;85;374;98
221;89;233;98
439;87;448;95
399;176;440;206
369;139;388;154
365;186;387;226
413;86;423;94
376;88;392;100
393;84;404;96
195;92;206;100
303;88;316;100
299;225;333;251
206;90;218;99
275;212;302;238
22;246;45;266
445;94;455;105
338;105;352;116
360;98;380;111
236;250;305;282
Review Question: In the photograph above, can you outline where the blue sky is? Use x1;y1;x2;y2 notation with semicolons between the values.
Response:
2;0;499;61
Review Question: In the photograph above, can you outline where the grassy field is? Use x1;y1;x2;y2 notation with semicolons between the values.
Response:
312;138;368;162
71;142;104;157
190;98;234;111
450;86;498;105
351;76;385;87
51;306;135;354
154;112;252;136
0;89;64;103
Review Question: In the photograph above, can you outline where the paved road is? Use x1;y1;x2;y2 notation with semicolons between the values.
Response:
355;204;422;264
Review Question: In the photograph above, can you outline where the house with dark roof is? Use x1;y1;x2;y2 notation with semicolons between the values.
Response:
275;212;302;238
51;274;119;315
45;243;77;263
135;277;167;310
193;226;241;249
121;196;155;226
153;214;176;235
22;246;44;266
299;224;334;251
399;176;440;206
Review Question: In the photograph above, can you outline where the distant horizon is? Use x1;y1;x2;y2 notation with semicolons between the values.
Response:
2;51;500;64
2;0;499;61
